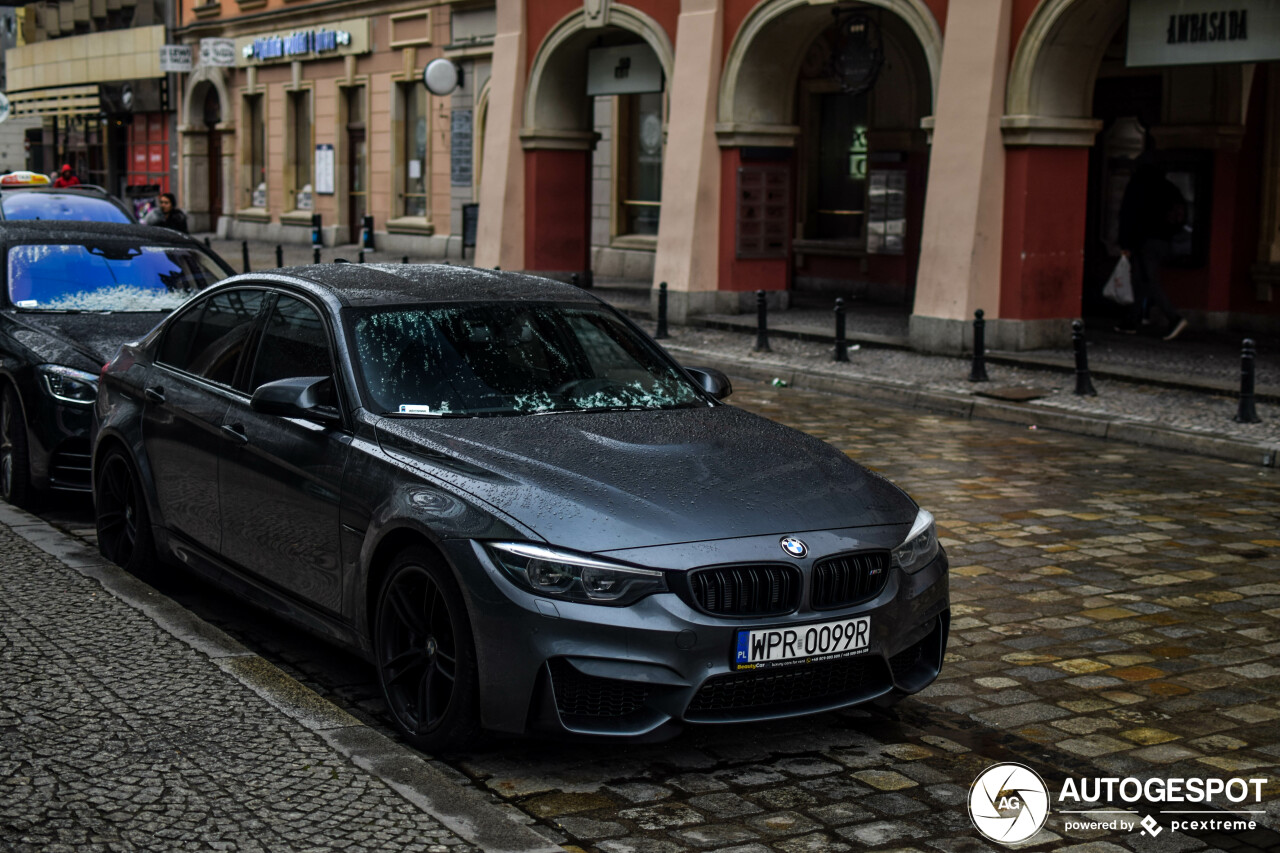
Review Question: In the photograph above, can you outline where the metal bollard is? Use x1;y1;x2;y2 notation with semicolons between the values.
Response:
754;290;771;353
313;247;321;265
241;241;250;274
275;244;283;268
969;309;990;382
358;250;365;264
655;282;669;340
203;236;211;248
402;256;409;264
494;265;501;271
1235;338;1261;423
834;298;849;362
570;273;580;288
1072;319;1097;396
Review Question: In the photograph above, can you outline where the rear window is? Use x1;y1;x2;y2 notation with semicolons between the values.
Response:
7;244;228;311
1;193;132;223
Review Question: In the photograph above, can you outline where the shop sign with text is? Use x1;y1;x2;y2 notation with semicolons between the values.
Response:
1128;0;1280;65
235;18;370;66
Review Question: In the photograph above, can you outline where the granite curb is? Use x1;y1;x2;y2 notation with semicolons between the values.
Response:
0;501;563;853
664;343;1280;468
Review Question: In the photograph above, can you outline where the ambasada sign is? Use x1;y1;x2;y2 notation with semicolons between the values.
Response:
235;18;370;66
1128;0;1280;65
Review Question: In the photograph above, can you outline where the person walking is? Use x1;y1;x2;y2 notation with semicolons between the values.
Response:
53;165;80;188
143;192;189;233
1116;160;1189;341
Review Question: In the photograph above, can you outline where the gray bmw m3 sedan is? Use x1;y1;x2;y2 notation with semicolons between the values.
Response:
93;264;949;750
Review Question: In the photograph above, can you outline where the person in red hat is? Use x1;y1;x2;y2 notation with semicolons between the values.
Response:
53;164;80;188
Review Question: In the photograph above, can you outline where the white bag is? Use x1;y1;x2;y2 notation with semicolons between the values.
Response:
1102;255;1134;305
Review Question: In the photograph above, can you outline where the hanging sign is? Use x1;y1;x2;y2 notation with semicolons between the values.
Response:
1127;0;1280;66
586;44;663;96
200;38;237;67
0;93;10;124
159;45;194;72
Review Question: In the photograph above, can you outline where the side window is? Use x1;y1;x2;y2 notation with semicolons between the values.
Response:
187;289;267;386
155;297;208;371
248;294;333;391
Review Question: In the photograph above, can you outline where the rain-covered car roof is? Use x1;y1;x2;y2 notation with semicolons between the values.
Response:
256;263;603;308
0;220;204;247
0;186;135;222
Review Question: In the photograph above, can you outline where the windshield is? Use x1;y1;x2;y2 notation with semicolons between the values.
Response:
7;244;228;311
1;193;132;223
352;303;706;416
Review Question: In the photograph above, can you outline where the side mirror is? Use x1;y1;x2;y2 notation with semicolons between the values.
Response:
250;375;341;424
684;366;732;400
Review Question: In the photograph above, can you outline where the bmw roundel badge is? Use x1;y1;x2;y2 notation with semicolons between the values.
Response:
780;537;808;558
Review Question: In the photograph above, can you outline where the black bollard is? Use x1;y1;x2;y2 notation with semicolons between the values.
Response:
969;309;990;382
358;250;365;264
1235;338;1261;423
203;236;211;248
570;273;580;288
241;241;250;274
275;244;283;268
494;265;501;271
1072;319;1097;396
754;290;771;353
313;247;321;265
402;256;409;264
655;282;669;340
834;298;849;362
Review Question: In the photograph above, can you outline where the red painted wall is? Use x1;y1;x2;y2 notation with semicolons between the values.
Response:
524;149;591;273
1001;146;1091;320
526;0;680;75
718;147;789;292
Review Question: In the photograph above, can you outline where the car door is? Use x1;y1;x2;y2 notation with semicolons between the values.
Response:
218;291;350;615
141;288;267;553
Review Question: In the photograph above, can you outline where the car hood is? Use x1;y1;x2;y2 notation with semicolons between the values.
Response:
5;310;164;369
374;405;917;552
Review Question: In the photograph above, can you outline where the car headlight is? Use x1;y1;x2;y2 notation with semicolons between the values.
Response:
37;364;98;405
486;542;668;606
892;508;939;574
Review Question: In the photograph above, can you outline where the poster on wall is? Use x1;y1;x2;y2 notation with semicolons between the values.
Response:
315;144;334;195
1127;0;1280;66
866;170;906;256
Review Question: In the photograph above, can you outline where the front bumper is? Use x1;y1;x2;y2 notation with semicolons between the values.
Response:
447;532;950;738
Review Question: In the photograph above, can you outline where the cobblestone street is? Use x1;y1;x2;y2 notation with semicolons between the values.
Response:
9;382;1280;852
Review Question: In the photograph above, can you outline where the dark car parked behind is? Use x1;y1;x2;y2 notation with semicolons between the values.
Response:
0;222;231;507
93;265;949;750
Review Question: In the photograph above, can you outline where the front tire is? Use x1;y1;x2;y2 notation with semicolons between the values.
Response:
94;448;157;575
0;385;35;509
374;547;480;752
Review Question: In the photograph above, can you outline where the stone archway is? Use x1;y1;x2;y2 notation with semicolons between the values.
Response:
181;66;234;235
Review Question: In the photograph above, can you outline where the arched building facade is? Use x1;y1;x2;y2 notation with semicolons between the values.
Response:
478;0;1280;350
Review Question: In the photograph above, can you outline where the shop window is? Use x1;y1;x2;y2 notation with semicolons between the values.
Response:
288;90;313;211
402;83;429;217
244;94;266;208
617;92;662;237
810;92;869;241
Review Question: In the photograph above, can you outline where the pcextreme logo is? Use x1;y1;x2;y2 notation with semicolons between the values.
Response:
968;763;1050;844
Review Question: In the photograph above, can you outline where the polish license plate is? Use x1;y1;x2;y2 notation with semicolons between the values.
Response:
734;616;870;670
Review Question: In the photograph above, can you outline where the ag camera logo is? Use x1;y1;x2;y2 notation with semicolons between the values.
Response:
969;763;1050;844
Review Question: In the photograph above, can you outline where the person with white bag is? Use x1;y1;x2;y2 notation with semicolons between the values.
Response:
1115;159;1189;341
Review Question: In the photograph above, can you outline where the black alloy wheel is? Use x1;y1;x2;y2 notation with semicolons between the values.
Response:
375;547;479;752
0;385;33;508
95;448;156;575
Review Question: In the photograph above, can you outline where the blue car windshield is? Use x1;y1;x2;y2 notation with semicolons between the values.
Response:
352;303;705;416
7;244;228;311
1;193;132;223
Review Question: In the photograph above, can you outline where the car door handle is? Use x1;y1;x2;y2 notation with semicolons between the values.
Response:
220;423;248;445
144;386;165;404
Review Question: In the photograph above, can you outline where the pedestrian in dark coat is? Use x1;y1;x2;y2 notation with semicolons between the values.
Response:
143;192;189;233
1116;161;1189;341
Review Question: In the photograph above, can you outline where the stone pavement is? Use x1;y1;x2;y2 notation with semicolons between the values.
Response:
17;381;1280;853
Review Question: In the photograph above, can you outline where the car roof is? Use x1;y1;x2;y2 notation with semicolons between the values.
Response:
241;264;604;308
0;220;199;245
